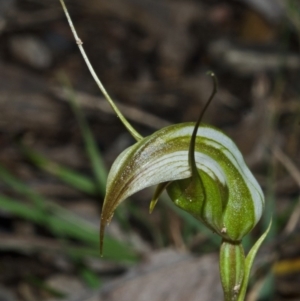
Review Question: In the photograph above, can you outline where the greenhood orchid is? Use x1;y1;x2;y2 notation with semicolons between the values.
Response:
97;75;270;301
59;1;271;300
101;121;265;244
100;74;264;247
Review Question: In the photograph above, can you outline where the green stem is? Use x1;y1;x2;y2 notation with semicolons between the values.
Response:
220;240;245;301
58;0;143;142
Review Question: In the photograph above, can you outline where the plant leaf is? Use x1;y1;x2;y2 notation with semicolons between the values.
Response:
237;219;272;301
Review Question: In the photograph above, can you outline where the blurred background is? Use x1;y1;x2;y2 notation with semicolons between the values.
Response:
0;0;300;300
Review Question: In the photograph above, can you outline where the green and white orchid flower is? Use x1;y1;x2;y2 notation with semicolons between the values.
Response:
59;1;271;300
101;121;265;244
98;75;270;301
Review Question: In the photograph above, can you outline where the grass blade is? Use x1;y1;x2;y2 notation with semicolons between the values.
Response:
61;75;107;193
0;194;137;261
20;146;98;195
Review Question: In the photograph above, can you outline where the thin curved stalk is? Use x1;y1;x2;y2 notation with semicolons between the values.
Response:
58;0;143;142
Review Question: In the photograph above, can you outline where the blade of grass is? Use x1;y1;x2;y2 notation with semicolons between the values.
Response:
79;266;102;288
0;164;96;228
20;146;98;195
0;232;131;262
60;74;107;194
0;165;136;261
0;194;136;261
19;130;131;231
0;164;46;210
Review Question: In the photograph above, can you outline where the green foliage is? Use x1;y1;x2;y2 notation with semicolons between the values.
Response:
0;165;136;262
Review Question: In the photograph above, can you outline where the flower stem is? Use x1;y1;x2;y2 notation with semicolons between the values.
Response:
58;0;143;142
220;240;245;301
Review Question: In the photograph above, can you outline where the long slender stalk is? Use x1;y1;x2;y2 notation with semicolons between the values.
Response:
58;0;143;142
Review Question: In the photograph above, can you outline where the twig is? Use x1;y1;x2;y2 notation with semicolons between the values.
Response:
273;147;300;233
